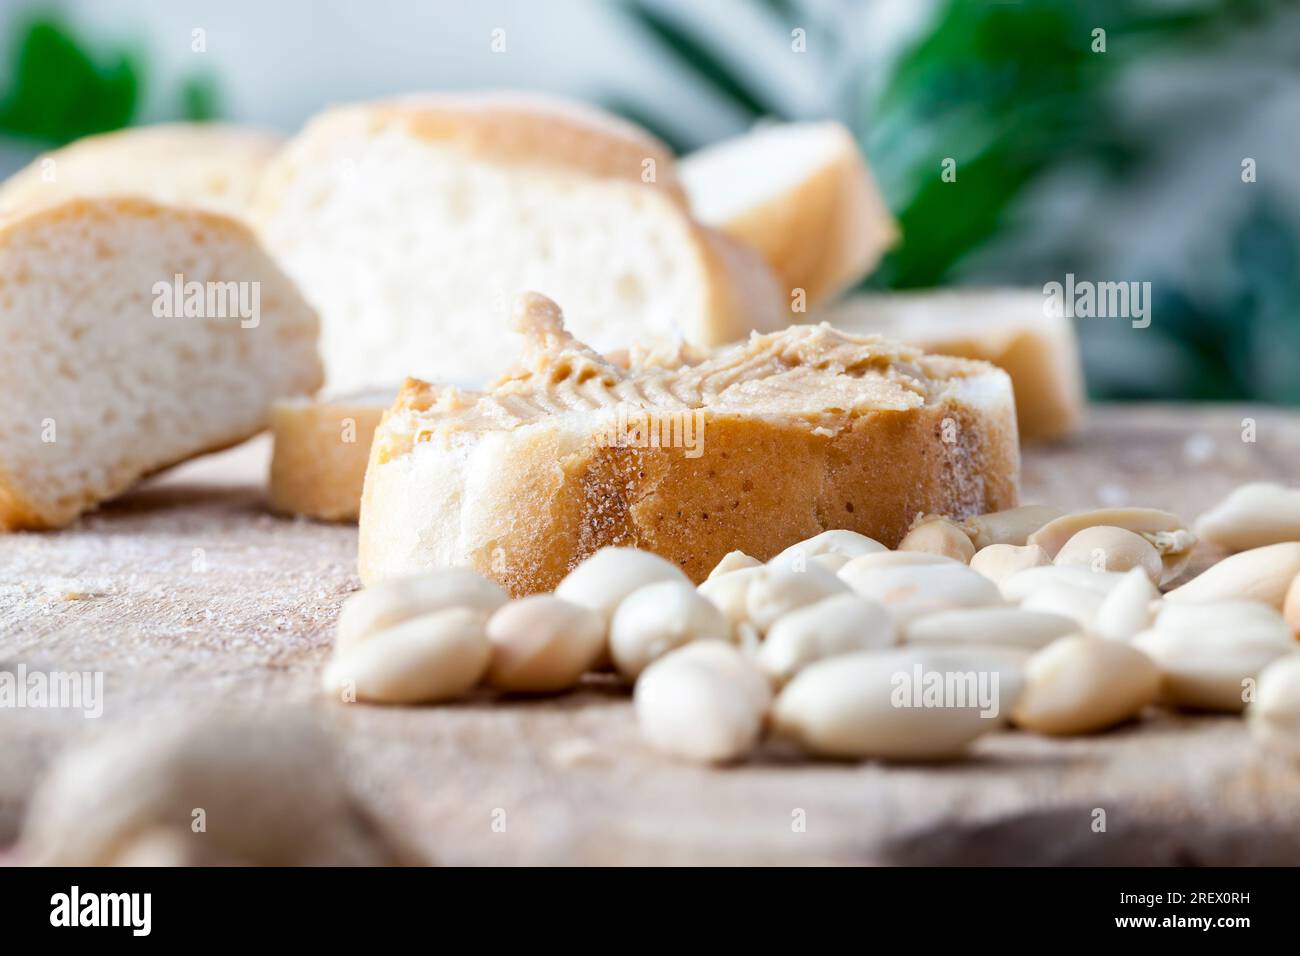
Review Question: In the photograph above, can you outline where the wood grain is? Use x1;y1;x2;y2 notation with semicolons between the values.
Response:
3;405;1300;864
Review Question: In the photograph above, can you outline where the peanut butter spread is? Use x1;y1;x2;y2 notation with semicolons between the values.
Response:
374;293;995;463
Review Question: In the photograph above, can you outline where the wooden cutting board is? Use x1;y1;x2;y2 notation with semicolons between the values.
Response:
3;404;1300;865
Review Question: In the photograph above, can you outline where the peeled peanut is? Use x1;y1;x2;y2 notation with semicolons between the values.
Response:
771;649;1022;761
838;561;1002;625
839;551;960;572
744;563;850;632
897;518;975;563
1195;483;1300;552
1028;508;1195;584
323;607;491;704
1020;583;1105;630
486;596;605;692
1093;567;1160;641
336;569;507;653
555;547;689;623
1053;526;1162;583
1133;601;1294;712
758;594;896;683
1012;636;1159;735
1285;572;1300;637
1250;654;1300;760
697;566;762;632
811;552;851;573
707;550;761;580
1165;542;1300;610
610;580;729;678
769;529;887;571
961;505;1063;549
905;607;1079;650
635;642;766;763
1000;565;1129;603
664;640;773;713
969;543;1051;586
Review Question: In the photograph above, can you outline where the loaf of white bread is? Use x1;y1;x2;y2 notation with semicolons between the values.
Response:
821;290;1085;442
359;293;1019;594
0;123;283;217
0;198;322;530
269;391;393;521
249;92;787;392
680;120;897;307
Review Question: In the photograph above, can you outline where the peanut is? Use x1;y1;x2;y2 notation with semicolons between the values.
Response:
897;517;975;563
1020;583;1105;630
634;642;767;763
969;543;1051;586
1194;483;1300;552
1053;526;1162;583
1093;567;1160;641
905;607;1079;650
555;547;689;623
707;550;761;580
837;561;1003;625
1012;636;1159;735
1133;601;1294;712
1249;654;1300;760
486;596;605;692
336;569;507;653
961;505;1064;549
697;566;763;633
770;648;1022;761
610;580;729;678
769;529;888;572
758;594;897;683
839;551;961;572
1028;508;1195;584
1000;565;1129;603
664;640;773;713
1164;542;1300;610
1284;572;1300;638
744;562;850;632
324;607;491;704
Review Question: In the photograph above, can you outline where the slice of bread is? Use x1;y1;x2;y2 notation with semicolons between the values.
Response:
249;92;787;392
0;198;322;530
679;121;897;306
820;289;1085;442
0;123;283;217
359;293;1019;595
269;391;393;521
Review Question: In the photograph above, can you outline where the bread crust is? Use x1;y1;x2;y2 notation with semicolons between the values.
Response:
681;122;898;305
251;92;688;220
269;393;391;521
0;123;282;217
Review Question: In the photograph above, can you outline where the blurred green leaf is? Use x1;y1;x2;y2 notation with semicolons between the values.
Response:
180;73;222;122
0;16;142;144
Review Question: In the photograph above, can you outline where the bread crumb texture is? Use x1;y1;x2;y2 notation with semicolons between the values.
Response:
360;294;1018;594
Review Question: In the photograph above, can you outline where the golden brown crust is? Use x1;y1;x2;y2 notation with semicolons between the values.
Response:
251;92;688;221
359;297;1019;593
269;394;391;521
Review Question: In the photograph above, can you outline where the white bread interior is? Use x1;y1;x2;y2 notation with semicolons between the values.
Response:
359;293;1019;595
679;121;898;306
0;123;283;218
0;198;322;530
820;289;1085;442
249;92;787;392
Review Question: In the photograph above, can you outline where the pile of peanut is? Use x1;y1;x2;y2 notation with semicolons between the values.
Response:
323;481;1300;765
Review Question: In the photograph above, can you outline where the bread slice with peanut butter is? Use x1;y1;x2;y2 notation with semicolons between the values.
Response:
359;293;1020;595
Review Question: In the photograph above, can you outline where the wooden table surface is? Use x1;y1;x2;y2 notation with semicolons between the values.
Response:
3;403;1300;865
